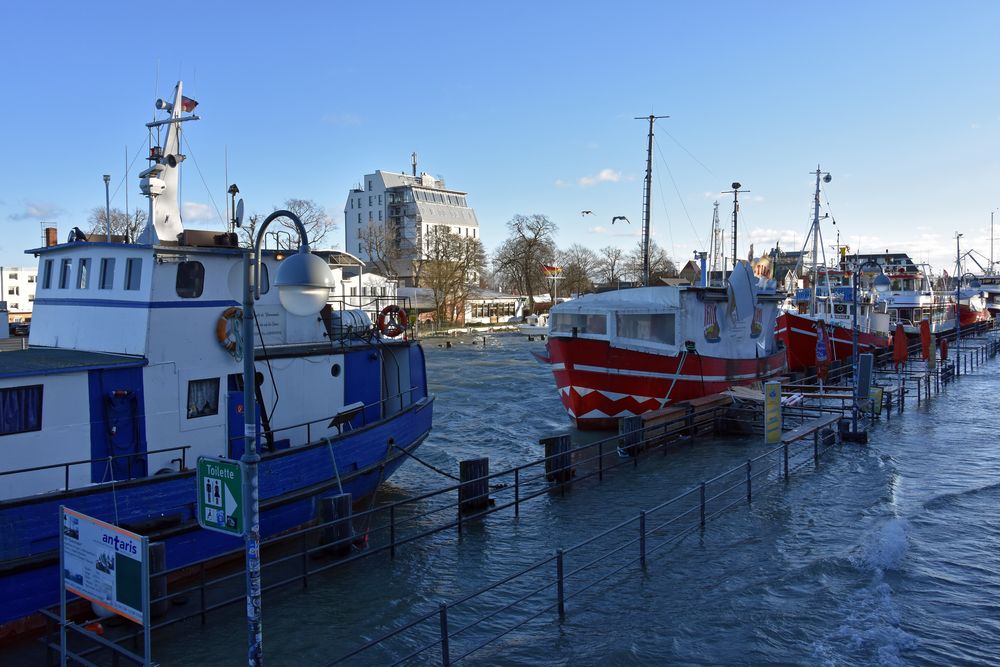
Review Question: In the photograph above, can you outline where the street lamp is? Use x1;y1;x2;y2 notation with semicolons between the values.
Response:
850;258;890;434
102;174;111;242
955;269;982;376
241;210;333;666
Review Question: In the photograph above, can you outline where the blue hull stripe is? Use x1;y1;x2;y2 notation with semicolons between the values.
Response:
33;298;239;309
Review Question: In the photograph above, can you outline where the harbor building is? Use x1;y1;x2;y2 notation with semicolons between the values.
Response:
343;155;480;287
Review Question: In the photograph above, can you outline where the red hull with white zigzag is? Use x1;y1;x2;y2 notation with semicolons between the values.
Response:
546;337;786;430
776;311;890;371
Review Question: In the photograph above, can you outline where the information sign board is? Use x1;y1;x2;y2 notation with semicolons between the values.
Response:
764;380;782;444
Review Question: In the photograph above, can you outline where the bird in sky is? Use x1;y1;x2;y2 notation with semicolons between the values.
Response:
581;210;593;216
612;216;630;224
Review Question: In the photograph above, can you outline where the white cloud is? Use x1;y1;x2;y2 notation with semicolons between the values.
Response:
8;201;63;220
589;226;607;234
578;168;622;188
554;179;569;188
182;202;217;222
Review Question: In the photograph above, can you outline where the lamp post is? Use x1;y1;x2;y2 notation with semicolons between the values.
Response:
851;258;889;433
241;210;334;666
103;174;111;242
956;269;982;377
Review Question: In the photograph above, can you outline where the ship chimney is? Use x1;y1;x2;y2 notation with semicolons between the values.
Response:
411;151;417;177
44;226;58;247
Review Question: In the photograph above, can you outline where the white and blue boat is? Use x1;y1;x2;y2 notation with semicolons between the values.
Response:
0;82;433;630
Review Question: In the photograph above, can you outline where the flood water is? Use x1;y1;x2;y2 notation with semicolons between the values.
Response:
53;334;1000;664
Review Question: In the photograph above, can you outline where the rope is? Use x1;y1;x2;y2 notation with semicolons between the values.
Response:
324;438;344;495
659;349;688;410
390;444;459;481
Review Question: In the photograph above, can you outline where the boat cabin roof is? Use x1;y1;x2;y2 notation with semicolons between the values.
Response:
0;348;146;379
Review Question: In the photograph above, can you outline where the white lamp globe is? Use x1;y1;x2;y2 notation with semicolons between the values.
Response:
274;250;333;316
873;273;891;294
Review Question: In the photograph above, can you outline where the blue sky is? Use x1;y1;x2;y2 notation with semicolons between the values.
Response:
1;2;998;275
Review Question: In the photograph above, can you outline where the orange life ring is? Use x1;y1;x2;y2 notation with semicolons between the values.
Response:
216;307;242;353
377;304;408;338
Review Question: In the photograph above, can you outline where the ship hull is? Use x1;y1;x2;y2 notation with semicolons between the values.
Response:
776;311;890;371
546;337;786;430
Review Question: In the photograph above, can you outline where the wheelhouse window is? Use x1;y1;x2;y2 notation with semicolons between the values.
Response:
99;258;116;290
175;261;205;298
125;258;142;291
616;313;676;345
58;258;72;289
77;258;90;289
550;312;608;335
0;384;43;436
42;260;53;289
187;378;220;419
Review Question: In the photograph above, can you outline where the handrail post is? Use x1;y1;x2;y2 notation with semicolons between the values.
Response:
439;603;450;667
514;468;520;518
64;464;70;492
746;459;752;504
699;482;706;528
389;504;396;559
639;510;646;568
556;549;565;619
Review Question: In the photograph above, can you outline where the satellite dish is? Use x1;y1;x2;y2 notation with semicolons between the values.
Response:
235;199;245;228
823;174;832;183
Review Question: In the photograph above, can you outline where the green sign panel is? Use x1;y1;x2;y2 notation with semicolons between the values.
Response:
197;456;244;537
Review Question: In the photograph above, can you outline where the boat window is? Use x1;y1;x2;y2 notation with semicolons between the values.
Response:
187;378;220;419
77;258;90;289
0;384;43;436
175;261;205;298
616;313;676;345
58;258;72;289
551;312;608;335
125;258;142;291
42;259;53;289
99;258;116;290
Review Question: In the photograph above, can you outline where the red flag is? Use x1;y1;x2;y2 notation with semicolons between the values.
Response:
893;323;908;370
542;265;561;277
919;319;931;360
181;95;198;112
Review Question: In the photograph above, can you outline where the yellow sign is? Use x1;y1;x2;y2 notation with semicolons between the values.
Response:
869;386;884;415
764;381;782;444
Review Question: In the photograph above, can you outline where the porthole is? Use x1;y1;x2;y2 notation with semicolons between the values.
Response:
331;364;341;377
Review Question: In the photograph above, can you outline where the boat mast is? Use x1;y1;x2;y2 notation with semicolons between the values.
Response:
723;182;748;274
635;114;667;286
708;201;722;285
809;166;831;316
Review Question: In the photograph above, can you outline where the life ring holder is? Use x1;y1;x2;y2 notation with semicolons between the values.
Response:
377;305;408;338
216;307;243;355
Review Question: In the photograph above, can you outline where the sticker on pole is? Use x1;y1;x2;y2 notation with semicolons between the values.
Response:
197;456;245;537
61;507;148;625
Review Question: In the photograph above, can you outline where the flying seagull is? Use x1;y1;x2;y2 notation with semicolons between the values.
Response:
612;216;630;224
581;210;594;216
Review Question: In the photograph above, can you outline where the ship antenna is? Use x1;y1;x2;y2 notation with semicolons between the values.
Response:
723;181;749;276
634;114;668;286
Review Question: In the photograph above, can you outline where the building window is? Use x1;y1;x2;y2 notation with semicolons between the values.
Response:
378;211;382;221
42;259;53;289
58;258;72;289
350;287;357;296
125;258;142;290
358;243;362;253
369;211;373;221
378;195;382;205
77;258;90;289
350;199;354;209
186;377;220;419
0;384;43;436
368;196;373;206
28;275;36;283
99;258;116;289
357;213;361;223
176;261;205;298
367;180;371;191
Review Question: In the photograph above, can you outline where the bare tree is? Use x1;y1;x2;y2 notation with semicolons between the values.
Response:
596;245;625;284
235;199;336;250
624;240;677;282
557;243;599;297
87;207;147;243
358;222;401;279
419;227;486;325
491;214;558;310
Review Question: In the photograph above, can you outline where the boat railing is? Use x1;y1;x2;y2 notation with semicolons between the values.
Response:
228;385;423;454
323;294;419;340
0;445;191;493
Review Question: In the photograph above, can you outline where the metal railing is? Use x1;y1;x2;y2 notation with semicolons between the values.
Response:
0;445;191;492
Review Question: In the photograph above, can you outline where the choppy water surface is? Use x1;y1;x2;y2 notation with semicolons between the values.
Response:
151;333;999;666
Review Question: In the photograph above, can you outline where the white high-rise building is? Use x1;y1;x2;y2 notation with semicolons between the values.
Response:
344;161;480;286
1;266;38;323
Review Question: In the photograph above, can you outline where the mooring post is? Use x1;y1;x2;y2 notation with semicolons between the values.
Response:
639;510;647;568
318;493;354;557
556;549;565;619
439;603;450;667
699;482;706;528
459;457;490;515
542;434;573;486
